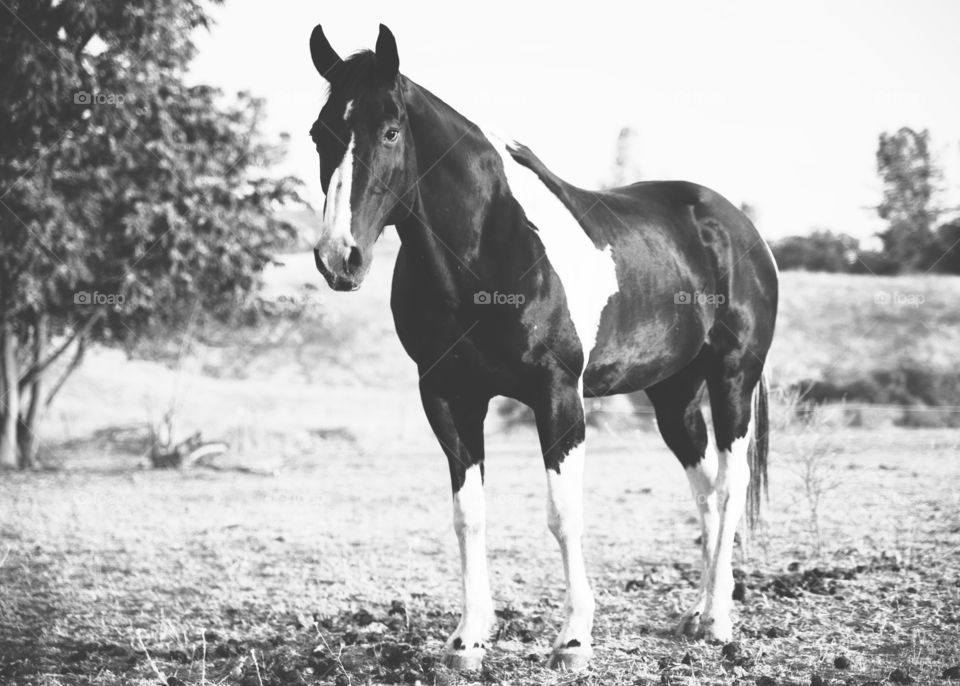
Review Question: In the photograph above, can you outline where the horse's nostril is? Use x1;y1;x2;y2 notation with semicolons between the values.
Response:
347;246;363;271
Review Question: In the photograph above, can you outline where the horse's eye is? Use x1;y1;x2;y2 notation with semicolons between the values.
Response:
383;128;400;144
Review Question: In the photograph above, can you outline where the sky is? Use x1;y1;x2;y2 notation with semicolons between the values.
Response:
190;0;960;241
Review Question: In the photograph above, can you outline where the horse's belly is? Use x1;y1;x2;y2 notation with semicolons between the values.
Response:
582;294;711;396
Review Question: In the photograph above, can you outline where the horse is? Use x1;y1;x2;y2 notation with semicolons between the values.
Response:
307;24;778;671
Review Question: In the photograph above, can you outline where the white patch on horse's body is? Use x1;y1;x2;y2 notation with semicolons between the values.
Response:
448;464;494;661
343;99;354;121
480;132;612;667
483;132;618;370
702;416;752;640
323;134;356;253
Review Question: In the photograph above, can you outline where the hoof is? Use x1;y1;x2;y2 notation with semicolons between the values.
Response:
675;611;701;638
442;647;485;672
699;615;733;643
547;647;592;672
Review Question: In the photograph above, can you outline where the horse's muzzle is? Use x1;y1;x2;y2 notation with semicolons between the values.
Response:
314;246;363;291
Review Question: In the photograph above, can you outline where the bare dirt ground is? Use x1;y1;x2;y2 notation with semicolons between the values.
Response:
1;421;959;685
2;247;959;684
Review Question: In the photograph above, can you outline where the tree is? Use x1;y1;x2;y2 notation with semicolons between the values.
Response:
0;1;301;469
770;230;860;272
928;220;960;274
875;127;942;271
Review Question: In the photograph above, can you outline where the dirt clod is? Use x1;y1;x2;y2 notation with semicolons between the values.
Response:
889;667;914;684
721;642;742;662
354;608;375;626
834;655;851;670
810;674;825;686
943;665;960;680
389;600;407;617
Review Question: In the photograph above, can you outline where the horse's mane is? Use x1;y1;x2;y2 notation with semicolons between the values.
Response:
325;50;380;99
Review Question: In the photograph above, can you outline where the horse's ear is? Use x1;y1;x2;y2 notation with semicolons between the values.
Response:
375;24;399;79
310;24;342;81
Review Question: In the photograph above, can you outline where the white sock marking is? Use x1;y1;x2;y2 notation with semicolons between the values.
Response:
683;452;719;622
545;442;595;651
450;464;494;649
705;417;752;637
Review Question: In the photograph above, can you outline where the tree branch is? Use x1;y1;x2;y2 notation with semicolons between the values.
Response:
44;336;86;410
18;310;102;393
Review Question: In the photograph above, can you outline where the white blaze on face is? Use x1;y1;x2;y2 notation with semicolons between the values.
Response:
483;131;618;375
323;133;355;244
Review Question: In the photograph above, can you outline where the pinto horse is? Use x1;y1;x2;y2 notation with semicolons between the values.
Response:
308;24;778;671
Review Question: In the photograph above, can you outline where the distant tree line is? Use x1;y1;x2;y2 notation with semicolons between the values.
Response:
770;127;960;274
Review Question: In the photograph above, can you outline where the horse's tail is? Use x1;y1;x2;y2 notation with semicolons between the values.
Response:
745;372;769;531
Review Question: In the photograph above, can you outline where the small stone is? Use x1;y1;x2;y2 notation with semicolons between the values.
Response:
810;675;825;686
834;655;851;670
756;677;777;686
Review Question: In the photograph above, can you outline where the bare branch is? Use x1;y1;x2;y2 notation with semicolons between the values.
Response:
18;311;102;393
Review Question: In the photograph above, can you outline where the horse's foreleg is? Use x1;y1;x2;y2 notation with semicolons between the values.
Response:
420;387;494;670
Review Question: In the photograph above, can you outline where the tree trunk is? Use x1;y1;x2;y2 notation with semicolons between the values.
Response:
18;312;46;468
0;319;19;469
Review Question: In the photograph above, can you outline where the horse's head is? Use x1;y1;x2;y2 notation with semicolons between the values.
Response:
308;24;415;291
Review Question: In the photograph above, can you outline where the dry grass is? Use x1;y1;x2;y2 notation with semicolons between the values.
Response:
2;423;959;685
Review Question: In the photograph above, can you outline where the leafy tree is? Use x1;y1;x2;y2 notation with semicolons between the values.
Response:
0;1;301;469
927;220;960;274
875;127;942;270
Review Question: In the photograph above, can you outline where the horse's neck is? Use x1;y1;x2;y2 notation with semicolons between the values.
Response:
395;81;509;305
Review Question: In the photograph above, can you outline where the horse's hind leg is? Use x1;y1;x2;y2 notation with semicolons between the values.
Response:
700;352;765;641
645;352;718;638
